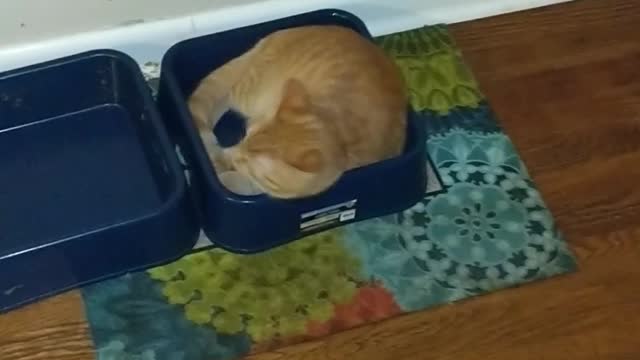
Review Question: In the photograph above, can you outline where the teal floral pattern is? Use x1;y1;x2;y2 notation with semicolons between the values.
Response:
344;108;575;311
425;183;528;265
429;128;525;185
84;272;251;360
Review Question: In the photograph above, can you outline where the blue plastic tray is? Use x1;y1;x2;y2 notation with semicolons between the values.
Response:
0;50;199;312
157;9;428;253
0;9;427;312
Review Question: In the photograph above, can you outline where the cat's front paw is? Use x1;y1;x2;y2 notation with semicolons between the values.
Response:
199;130;231;171
218;171;263;195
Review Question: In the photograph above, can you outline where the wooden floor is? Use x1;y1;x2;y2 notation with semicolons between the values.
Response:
2;0;640;359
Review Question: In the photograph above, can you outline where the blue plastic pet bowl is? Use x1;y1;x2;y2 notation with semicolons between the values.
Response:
0;50;199;312
157;9;428;253
0;9;427;312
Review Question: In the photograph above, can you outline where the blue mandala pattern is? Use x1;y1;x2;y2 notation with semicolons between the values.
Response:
344;109;576;311
425;183;528;266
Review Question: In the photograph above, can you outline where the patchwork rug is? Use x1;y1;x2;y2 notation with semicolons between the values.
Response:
83;25;577;360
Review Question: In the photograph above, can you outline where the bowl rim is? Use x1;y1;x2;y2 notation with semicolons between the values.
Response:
0;48;190;257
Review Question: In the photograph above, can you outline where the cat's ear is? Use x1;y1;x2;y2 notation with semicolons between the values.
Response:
279;78;311;112
287;148;324;173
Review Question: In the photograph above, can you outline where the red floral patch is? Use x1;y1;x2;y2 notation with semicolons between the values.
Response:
307;285;402;337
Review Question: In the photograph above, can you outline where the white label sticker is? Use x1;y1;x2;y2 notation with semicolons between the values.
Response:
339;209;356;222
300;200;358;232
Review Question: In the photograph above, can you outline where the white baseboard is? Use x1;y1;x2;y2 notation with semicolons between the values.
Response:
0;0;572;73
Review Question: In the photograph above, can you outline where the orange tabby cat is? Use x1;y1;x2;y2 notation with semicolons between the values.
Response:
188;25;407;199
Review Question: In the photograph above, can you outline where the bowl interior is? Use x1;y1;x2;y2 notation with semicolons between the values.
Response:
0;53;177;258
163;11;422;203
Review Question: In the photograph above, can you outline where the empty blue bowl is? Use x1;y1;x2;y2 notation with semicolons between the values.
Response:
0;50;199;312
157;9;428;253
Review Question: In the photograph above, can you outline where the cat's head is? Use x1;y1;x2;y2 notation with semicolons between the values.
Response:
224;79;345;199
